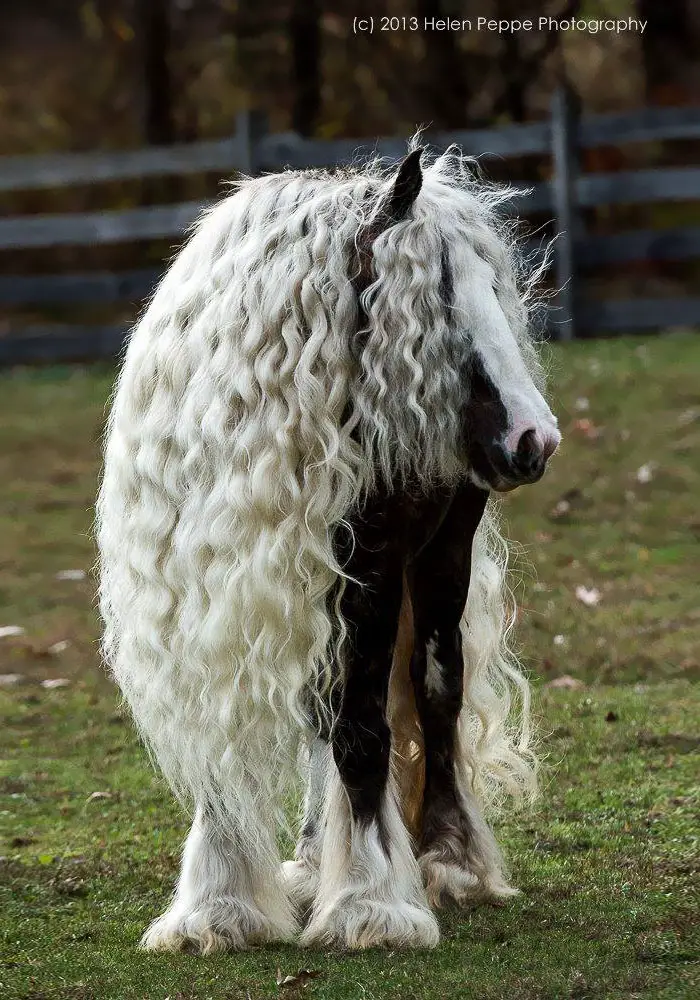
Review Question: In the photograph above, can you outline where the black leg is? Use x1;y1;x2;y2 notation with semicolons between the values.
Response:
300;492;439;948
285;503;404;917
406;482;512;903
332;495;404;832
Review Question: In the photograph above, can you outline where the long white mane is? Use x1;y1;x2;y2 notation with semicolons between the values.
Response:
96;147;541;843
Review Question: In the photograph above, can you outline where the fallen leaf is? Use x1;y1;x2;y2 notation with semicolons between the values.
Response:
678;407;699;426
276;969;322;989
575;585;601;607
573;418;603;440
55;569;86;581
636;463;656;484
0;625;25;638
550;499;570;518
0;674;25;687
53;875;87;897
10;836;36;847
41;678;71;689
86;791;111;802
545;675;585;690
47;640;70;655
550;488;586;520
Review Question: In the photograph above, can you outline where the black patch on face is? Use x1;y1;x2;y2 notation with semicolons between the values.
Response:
439;241;511;488
461;354;510;486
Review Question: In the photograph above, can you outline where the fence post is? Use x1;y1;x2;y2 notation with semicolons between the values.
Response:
235;109;269;176
551;84;581;341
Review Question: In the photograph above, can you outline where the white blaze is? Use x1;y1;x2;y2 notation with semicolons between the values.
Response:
453;246;560;451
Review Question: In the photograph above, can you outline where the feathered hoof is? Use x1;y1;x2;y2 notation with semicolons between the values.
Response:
281;859;319;913
300;896;439;950
419;852;518;908
140;896;297;954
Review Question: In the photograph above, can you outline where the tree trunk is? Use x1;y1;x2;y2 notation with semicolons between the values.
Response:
138;0;175;145
290;0;321;136
637;0;700;104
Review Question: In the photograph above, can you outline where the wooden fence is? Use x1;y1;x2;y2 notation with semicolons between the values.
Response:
0;88;699;364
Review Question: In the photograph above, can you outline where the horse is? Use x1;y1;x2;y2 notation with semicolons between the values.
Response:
95;144;561;953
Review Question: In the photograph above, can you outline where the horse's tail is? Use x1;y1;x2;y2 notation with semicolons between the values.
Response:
388;501;538;830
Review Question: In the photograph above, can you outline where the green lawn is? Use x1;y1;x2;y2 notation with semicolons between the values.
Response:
1;333;699;999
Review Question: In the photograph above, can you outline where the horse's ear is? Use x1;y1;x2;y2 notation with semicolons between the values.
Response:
354;148;425;290
383;148;425;223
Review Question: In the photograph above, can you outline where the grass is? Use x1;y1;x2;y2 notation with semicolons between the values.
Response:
1;332;699;999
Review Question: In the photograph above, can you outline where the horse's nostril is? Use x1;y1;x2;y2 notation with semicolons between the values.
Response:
516;428;538;457
512;428;543;474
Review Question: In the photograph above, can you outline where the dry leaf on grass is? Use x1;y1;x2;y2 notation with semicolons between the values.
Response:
549;488;585;520
30;638;72;659
575;585;601;607
41;678;71;689
86;791;111;802
550;498;571;517
276;968;322;990
0;674;26;687
0;625;25;638
636;462;657;484
678;407;699;426
573;418;603;440
47;640;70;655
10;836;36;847
55;569;87;581
545;675;585;690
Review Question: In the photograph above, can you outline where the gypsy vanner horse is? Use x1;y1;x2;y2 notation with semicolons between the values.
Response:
96;145;561;952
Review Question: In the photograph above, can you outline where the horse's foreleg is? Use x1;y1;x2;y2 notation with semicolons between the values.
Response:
142;801;297;953
282;736;329;913
300;499;438;949
407;482;516;905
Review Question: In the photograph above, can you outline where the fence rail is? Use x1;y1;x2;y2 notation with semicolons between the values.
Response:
1;90;699;363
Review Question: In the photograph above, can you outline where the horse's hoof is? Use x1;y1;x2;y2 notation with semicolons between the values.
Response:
140;895;297;954
300;895;439;950
281;859;319;913
419;851;518;908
